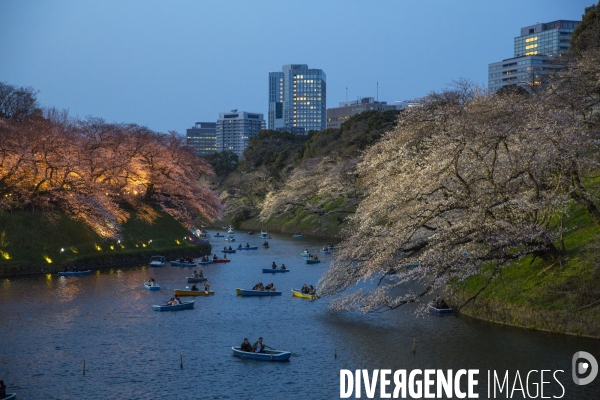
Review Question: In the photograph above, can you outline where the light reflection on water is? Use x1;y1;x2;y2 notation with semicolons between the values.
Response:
0;232;599;399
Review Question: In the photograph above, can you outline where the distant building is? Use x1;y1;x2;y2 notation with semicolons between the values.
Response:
186;122;216;157
394;100;420;111
326;97;396;129
488;20;579;93
216;110;265;158
269;64;326;134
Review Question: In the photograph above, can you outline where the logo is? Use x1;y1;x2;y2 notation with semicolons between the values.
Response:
572;351;598;385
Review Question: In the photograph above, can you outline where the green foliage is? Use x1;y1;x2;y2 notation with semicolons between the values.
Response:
242;129;308;180
571;4;600;55
204;151;239;177
296;110;399;160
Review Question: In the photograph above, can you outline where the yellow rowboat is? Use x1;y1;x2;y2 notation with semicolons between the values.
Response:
291;289;317;300
174;289;215;296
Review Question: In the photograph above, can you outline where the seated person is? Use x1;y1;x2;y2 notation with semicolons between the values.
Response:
252;282;265;291
191;284;199;291
252;337;266;353
246;243;250;248
204;282;210;291
265;283;273;291
228;246;232;250
269;283;276;292
199;270;203;277
173;295;181;305
238;243;243;248
213;254;218;259
241;338;253;352
223;254;227;259
179;257;184;263
301;284;309;294
192;270;199;278
167;297;175;305
280;264;286;270
224;246;227;251
272;261;277;269
308;285;316;295
304;249;309;253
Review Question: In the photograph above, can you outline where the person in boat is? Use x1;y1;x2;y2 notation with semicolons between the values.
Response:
304;249;309;254
269;283;276;291
213;254;219;260
204;282;210;291
238;243;242;249
280;264;286;270
188;255;194;263
252;282;264;291
265;283;273;291
167;297;175;305
147;277;155;286
301;284;309;294
271;261;277;270
241;338;253;352
246;243;250;248
263;241;269;247
228;246;233;250
308;285;316;295
179;257;184;263
433;296;449;309
223;246;227;251
191;284;199;291
173;295;181;305
192;270;199;278
252;337;266;353
199;270;203;277
223;254;227;259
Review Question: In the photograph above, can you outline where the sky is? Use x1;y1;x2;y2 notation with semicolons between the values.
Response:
0;0;593;134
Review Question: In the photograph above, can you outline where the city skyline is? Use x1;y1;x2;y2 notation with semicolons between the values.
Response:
0;1;591;134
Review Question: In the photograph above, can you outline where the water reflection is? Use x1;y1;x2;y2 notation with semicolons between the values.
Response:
0;232;598;399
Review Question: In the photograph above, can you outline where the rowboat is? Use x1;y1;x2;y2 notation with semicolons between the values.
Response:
292;233;304;238
262;268;290;273
236;288;282;296
306;259;321;264
198;260;212;265
429;306;453;314
292;289;317;299
238;246;258;250
232;347;291;361
149;255;166;267
261;244;269;248
152;301;194;311
174;289;214;296
225;235;236;242
58;270;91;276
144;283;161;290
171;261;197;267
222;249;236;253
300;253;310;257
214;233;224;237
227;226;235;234
2;394;16;400
212;259;231;263
320;250;331;254
186;276;208;283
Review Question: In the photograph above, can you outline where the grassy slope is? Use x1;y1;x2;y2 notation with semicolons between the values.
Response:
455;202;600;337
0;208;208;275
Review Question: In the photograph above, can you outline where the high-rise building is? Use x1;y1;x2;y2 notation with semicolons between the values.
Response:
326;97;397;129
488;20;579;93
268;64;326;134
186;122;217;157
215;110;265;158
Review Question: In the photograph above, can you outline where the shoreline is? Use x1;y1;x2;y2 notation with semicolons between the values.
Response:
0;245;211;278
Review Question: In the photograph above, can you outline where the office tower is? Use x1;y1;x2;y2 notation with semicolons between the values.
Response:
186;122;217;156
268;64;326;134
326;97;397;129
488;20;579;93
215;110;265;158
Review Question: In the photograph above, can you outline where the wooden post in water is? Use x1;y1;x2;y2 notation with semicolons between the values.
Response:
83;359;86;376
180;354;183;369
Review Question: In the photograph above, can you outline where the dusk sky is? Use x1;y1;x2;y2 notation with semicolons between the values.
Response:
0;1;592;134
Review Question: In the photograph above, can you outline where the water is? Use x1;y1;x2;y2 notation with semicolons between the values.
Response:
1;232;599;399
